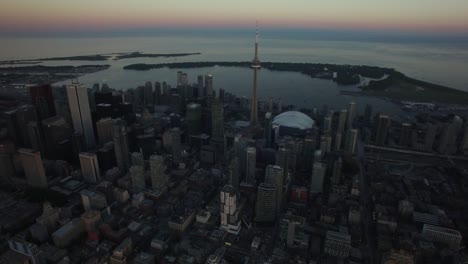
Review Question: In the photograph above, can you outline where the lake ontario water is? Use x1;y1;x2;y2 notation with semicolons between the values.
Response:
2;34;468;116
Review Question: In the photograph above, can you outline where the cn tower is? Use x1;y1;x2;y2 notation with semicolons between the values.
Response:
250;23;261;126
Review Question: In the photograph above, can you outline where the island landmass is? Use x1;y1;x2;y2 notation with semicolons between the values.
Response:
123;61;468;105
113;52;201;60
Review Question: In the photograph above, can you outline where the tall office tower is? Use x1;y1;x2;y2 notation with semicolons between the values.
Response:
364;104;373;125
323;116;332;134
211;99;224;138
180;73;188;86
186;103;202;136
205;75;213;98
197;75;204;97
154;82;162;105
424;123;437;151
220;185;241;234
96;118;113;145
376;114;391;146
331;158;342;185
131;152;144;167
250;25;261;125
228;157;240;192
67;83;96;149
265;112;273;147
79;152;101;183
129;165;146;192
150;154;167;190
87;88;97;112
265;165;284;215
337;109;348;133
399;123;412;147
310;162;327;194
41;116;72;159
0;142;15;185
268;98;274;112
18;148;47;188
346;102;356;129
144;81;153;106
245;147;257;185
438;116;463;154
276;147;289;183
177;71;183;86
30;84;56;120
162;81;169;95
72;133;85;157
303;138;315;171
278;98;283;113
5;105;37;148
334;133;342;151
27;121;45;154
255;183;277;222
113;119;130;172
320;135;332;154
344;129;358;154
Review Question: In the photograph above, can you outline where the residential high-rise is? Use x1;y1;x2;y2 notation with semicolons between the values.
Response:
185;103;202;136
462;126;468;155
144;81;153;106
0;142;15;185
130;165;146;192
364;104;373;125
310;162;326;194
150;155;167;190
113;119;130;172
255;183;277;222
376;114;391;146
399;123;412;147
422;224;462;250
211;99;224;138
205;75;213;98
331;158;342;185
265;165;284;215
228;158;240;193
220;185;241;234
96;118;113;145
320;135;332;154
154;82;162;105
323;116;332;134
5;105;37;148
245;147;257;185
197;75;204;97
27;121;45;154
276;147;289;183
18;148;47;188
344;129;358;154
438;116;463;154
265;112;273;147
346;102;356;129
337;109;347;133
67;83;96;149
250;25;261;125
334;132;342;151
131;152;144;167
424;123;437;151
79;152;101;183
324;231;351;258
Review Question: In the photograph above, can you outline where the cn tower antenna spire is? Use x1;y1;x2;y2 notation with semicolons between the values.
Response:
250;21;261;126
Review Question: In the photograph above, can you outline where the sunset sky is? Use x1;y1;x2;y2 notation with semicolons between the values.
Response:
1;0;468;35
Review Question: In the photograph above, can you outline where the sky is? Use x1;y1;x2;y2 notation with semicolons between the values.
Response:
1;0;468;36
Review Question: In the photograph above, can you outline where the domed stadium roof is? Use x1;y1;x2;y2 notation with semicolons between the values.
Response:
272;111;314;130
